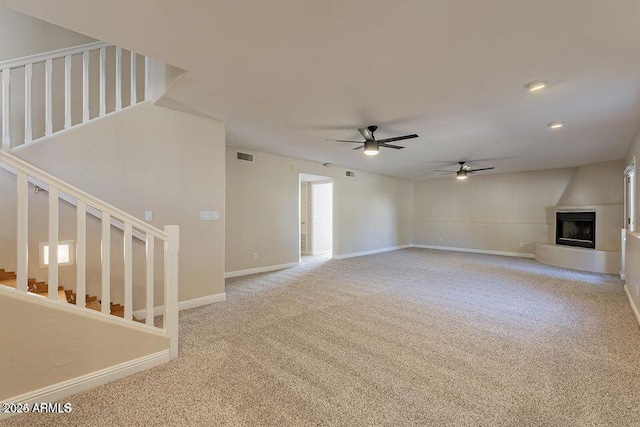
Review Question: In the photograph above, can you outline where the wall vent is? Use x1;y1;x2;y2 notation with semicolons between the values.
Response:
237;152;254;162
346;171;355;177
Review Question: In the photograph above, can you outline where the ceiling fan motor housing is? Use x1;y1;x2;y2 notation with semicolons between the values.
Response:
364;140;378;151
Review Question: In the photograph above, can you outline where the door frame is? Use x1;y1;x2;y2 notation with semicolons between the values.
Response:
622;156;636;279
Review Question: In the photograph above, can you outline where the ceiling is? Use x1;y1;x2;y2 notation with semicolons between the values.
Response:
3;0;640;179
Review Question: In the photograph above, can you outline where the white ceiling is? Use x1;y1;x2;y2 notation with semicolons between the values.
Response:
3;0;640;179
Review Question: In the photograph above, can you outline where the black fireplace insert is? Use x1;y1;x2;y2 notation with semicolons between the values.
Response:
556;211;595;249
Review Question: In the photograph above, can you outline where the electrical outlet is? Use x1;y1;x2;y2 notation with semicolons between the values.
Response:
376;239;379;245
253;252;258;260
144;210;153;222
519;242;524;248
438;237;443;242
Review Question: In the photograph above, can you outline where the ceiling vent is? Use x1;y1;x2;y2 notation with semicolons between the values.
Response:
346;171;355;177
236;152;254;162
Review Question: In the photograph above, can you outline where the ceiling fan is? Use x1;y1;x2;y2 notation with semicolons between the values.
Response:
327;125;418;156
434;161;495;180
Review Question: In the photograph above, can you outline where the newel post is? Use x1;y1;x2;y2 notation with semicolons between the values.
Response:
164;225;179;359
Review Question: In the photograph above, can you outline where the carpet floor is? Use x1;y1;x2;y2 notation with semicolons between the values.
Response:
3;248;640;426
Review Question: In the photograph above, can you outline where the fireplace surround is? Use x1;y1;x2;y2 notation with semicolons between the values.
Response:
556;211;596;249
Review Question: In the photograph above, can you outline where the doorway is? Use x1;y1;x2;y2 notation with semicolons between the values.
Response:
622;156;636;279
300;174;333;260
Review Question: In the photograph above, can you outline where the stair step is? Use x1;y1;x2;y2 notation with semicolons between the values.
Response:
0;278;37;289
0;279;16;288
86;300;101;311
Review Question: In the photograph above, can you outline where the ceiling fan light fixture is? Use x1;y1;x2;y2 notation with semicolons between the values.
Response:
547;121;564;129
364;140;379;156
456;170;468;180
525;80;548;92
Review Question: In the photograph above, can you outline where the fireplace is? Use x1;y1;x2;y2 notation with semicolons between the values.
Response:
556;211;596;249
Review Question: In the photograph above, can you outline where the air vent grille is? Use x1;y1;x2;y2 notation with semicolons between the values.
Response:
346;171;355;177
237;152;254;162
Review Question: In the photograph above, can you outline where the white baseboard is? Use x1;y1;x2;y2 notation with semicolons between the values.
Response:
624;284;640;328
224;262;299;278
134;292;226;320
179;292;226;310
411;244;536;259
0;349;169;420
333;245;412;260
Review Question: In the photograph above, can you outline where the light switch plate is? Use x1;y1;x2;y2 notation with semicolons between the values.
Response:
145;210;153;222
200;210;220;221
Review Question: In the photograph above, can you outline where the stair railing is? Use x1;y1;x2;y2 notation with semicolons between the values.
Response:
0;150;179;359
0;41;148;151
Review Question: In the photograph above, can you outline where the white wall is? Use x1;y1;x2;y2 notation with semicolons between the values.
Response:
413;161;624;256
0;102;226;304
225;148;413;273
0;287;168;400
0;6;94;61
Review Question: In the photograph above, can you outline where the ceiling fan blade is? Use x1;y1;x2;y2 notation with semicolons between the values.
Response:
433;169;456;173
436;172;456;175
358;128;374;141
379;143;404;149
468;167;495;173
377;134;418;144
352;145;364;150
327;139;364;144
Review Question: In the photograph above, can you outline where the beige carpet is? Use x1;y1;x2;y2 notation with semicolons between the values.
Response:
4;248;640;426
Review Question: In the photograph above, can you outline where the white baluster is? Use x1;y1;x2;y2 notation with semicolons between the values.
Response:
45;58;53;136
2;69;10;150
115;47;122;111
99;47;106;117
145;234;154;325
130;51;137;105
76;201;86;308
64;55;72;129
124;222;132;320
144;56;150;101
164;225;179;359
16;172;28;293
48;187;59;300
24;63;32;144
101;212;110;314
82;51;89;123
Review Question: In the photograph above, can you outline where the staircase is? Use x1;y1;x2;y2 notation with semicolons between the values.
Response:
0;33;182;415
0;268;131;317
0;149;178;356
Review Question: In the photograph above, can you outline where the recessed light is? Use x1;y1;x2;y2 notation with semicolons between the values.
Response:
525;80;548;92
547;121;564;129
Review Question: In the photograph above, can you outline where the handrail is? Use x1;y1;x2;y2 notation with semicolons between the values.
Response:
0;150;167;240
0;41;109;70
